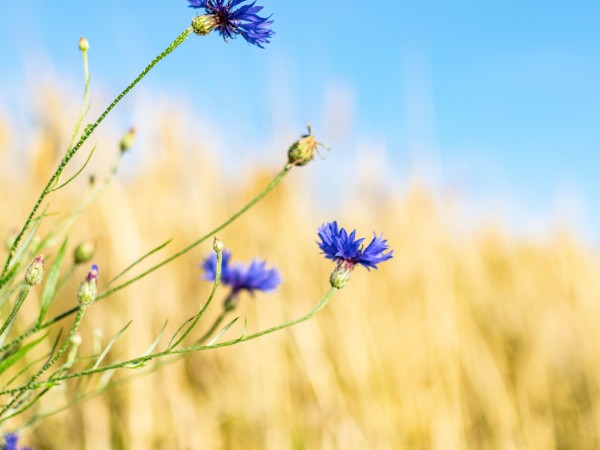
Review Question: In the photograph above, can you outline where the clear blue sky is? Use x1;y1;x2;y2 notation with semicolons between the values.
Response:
2;2;600;237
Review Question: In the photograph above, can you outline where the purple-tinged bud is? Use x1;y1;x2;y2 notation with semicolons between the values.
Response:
191;15;217;36
119;127;136;154
74;241;95;264
78;37;90;52
78;264;98;306
25;255;45;286
287;125;328;167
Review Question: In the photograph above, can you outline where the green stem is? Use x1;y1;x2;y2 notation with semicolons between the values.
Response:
195;308;228;345
0;287;31;339
0;288;337;394
168;248;222;350
96;165;292;300
0;306;87;418
0;27;192;285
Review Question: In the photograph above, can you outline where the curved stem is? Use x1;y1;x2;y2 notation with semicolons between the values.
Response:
0;288;337;394
168;248;222;349
0;27;192;285
96;165;292;300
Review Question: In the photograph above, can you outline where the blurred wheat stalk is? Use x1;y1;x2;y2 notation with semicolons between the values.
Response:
1;90;600;450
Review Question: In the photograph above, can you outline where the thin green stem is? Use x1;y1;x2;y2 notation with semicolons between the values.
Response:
195;308;228;345
97;165;292;301
0;306;87;418
0;27;192;284
0;159;292;345
0;288;337;393
65;46;92;156
168;247;222;349
0;287;31;339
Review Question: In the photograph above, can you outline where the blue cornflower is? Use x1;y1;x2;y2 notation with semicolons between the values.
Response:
202;250;281;295
188;0;274;48
318;221;392;288
2;433;32;450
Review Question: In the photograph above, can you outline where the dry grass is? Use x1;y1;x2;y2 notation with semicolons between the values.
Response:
1;91;600;449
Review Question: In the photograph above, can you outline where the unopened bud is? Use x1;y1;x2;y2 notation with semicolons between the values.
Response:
70;333;83;347
287;125;327;167
213;237;224;253
78;37;89;52
78;264;98;306
329;266;351;289
25;255;45;286
74;241;95;264
119;127;136;153
191;15;217;36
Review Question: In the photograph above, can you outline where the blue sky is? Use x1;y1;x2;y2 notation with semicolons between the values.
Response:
2;2;600;237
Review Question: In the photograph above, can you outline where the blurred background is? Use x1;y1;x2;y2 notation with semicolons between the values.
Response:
1;1;600;449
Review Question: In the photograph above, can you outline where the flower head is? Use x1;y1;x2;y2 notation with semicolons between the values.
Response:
202;250;281;294
318;221;393;273
188;0;274;48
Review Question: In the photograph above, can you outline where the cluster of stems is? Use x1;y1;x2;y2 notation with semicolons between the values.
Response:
0;22;337;433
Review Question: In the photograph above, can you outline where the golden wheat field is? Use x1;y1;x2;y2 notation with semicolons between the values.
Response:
1;89;600;450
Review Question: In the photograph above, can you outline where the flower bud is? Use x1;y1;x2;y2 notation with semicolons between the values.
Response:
119;127;136;154
191;15;217;36
70;333;83;347
25;255;45;286
213;237;224;253
78;37;90;52
287;125;328;167
74;241;95;264
78;264;98;306
329;265;351;289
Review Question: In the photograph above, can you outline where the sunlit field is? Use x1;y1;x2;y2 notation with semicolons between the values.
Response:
2;91;600;449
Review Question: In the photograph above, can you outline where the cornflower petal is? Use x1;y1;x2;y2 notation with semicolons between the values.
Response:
356;233;394;270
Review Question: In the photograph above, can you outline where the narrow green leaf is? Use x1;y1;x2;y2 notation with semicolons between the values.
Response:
38;237;68;326
167;316;196;349
0;333;49;376
51;145;97;192
7;208;48;273
207;317;239;346
123;320;168;369
92;321;132;370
